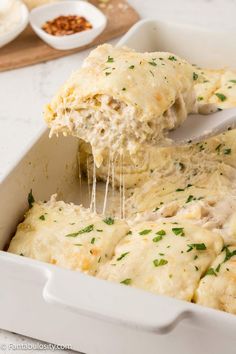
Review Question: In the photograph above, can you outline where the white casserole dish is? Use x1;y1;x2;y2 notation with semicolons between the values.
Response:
1;19;236;354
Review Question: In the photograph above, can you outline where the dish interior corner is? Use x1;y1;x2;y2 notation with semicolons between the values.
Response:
0;131;84;251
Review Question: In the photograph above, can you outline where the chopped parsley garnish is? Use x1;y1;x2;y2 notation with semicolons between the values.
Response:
129;65;135;69
28;189;35;209
187;243;206;252
176;188;185;192
223;246;236;263
107;56;114;63
96;229;103;232
139;229;152;235
105;72;111;76
120;278;132;285
186;195;194;203
168;56;177;61
197;96;204;101
153;258;168;267
122;87;126;91
20;253;24;256
177;162;185;171
195;266;199;271
103;217;114;225
172;227;185;236
215;93;227;101
91;237;96;244
117;252;129;261
215;143;222;153
127;231;132;235
224;148;231;155
39;215;45;221
149;70;154;77
148;61;157;66
193;72;198;80
205;268;217;276
74;243;82;246
65;224;94;237
153;235;163;242
156;229;166;236
229;80;236;83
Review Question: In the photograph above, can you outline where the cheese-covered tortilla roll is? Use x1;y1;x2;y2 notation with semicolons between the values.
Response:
8;195;129;275
45;44;198;166
195;246;236;314
98;220;223;301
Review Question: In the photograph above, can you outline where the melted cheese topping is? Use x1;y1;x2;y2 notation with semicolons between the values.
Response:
195;246;236;313
45;44;197;166
98;220;223;301
8;195;129;275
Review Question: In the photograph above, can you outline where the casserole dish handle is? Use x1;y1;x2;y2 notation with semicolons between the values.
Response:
43;268;192;334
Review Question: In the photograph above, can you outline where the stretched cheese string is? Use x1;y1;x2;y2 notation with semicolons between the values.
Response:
86;157;91;201
77;144;82;199
90;160;97;213
102;155;111;215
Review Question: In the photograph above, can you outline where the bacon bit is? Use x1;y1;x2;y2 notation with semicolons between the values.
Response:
42;15;93;37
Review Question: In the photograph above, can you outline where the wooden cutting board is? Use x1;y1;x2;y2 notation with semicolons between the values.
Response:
0;0;139;72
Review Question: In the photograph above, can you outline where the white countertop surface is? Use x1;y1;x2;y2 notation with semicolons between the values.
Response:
0;0;236;352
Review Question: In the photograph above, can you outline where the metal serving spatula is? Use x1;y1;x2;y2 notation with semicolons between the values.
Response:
168;107;236;145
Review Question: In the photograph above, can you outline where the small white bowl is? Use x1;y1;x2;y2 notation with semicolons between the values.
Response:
29;1;107;50
0;1;29;48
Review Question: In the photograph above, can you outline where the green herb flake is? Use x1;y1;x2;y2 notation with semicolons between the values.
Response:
122;87;126;91
153;258;168;267
229;80;236;84
197;96;204;101
224;148;231;155
107;56;114;63
168;56;177;61
172;227;185;236
148;61;157;66
117;252;129;261
193;72;198;80
205;268;217;276
187;243;207;252
96;229;103;232
215;93;227;102
129;65;135;69
139;229;152;235
39;215;45;221
91;237;96;244
215;143;222;153
153;235;163;242
156;229;166;236
120;278;132;285
28;189;35;209
103;217;114;225
186;195;194;203
176;188;185;192
195;266;199;271
105;72;111;76
65;224;94;237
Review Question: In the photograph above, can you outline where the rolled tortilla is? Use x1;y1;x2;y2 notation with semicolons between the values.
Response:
45;44;197;166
